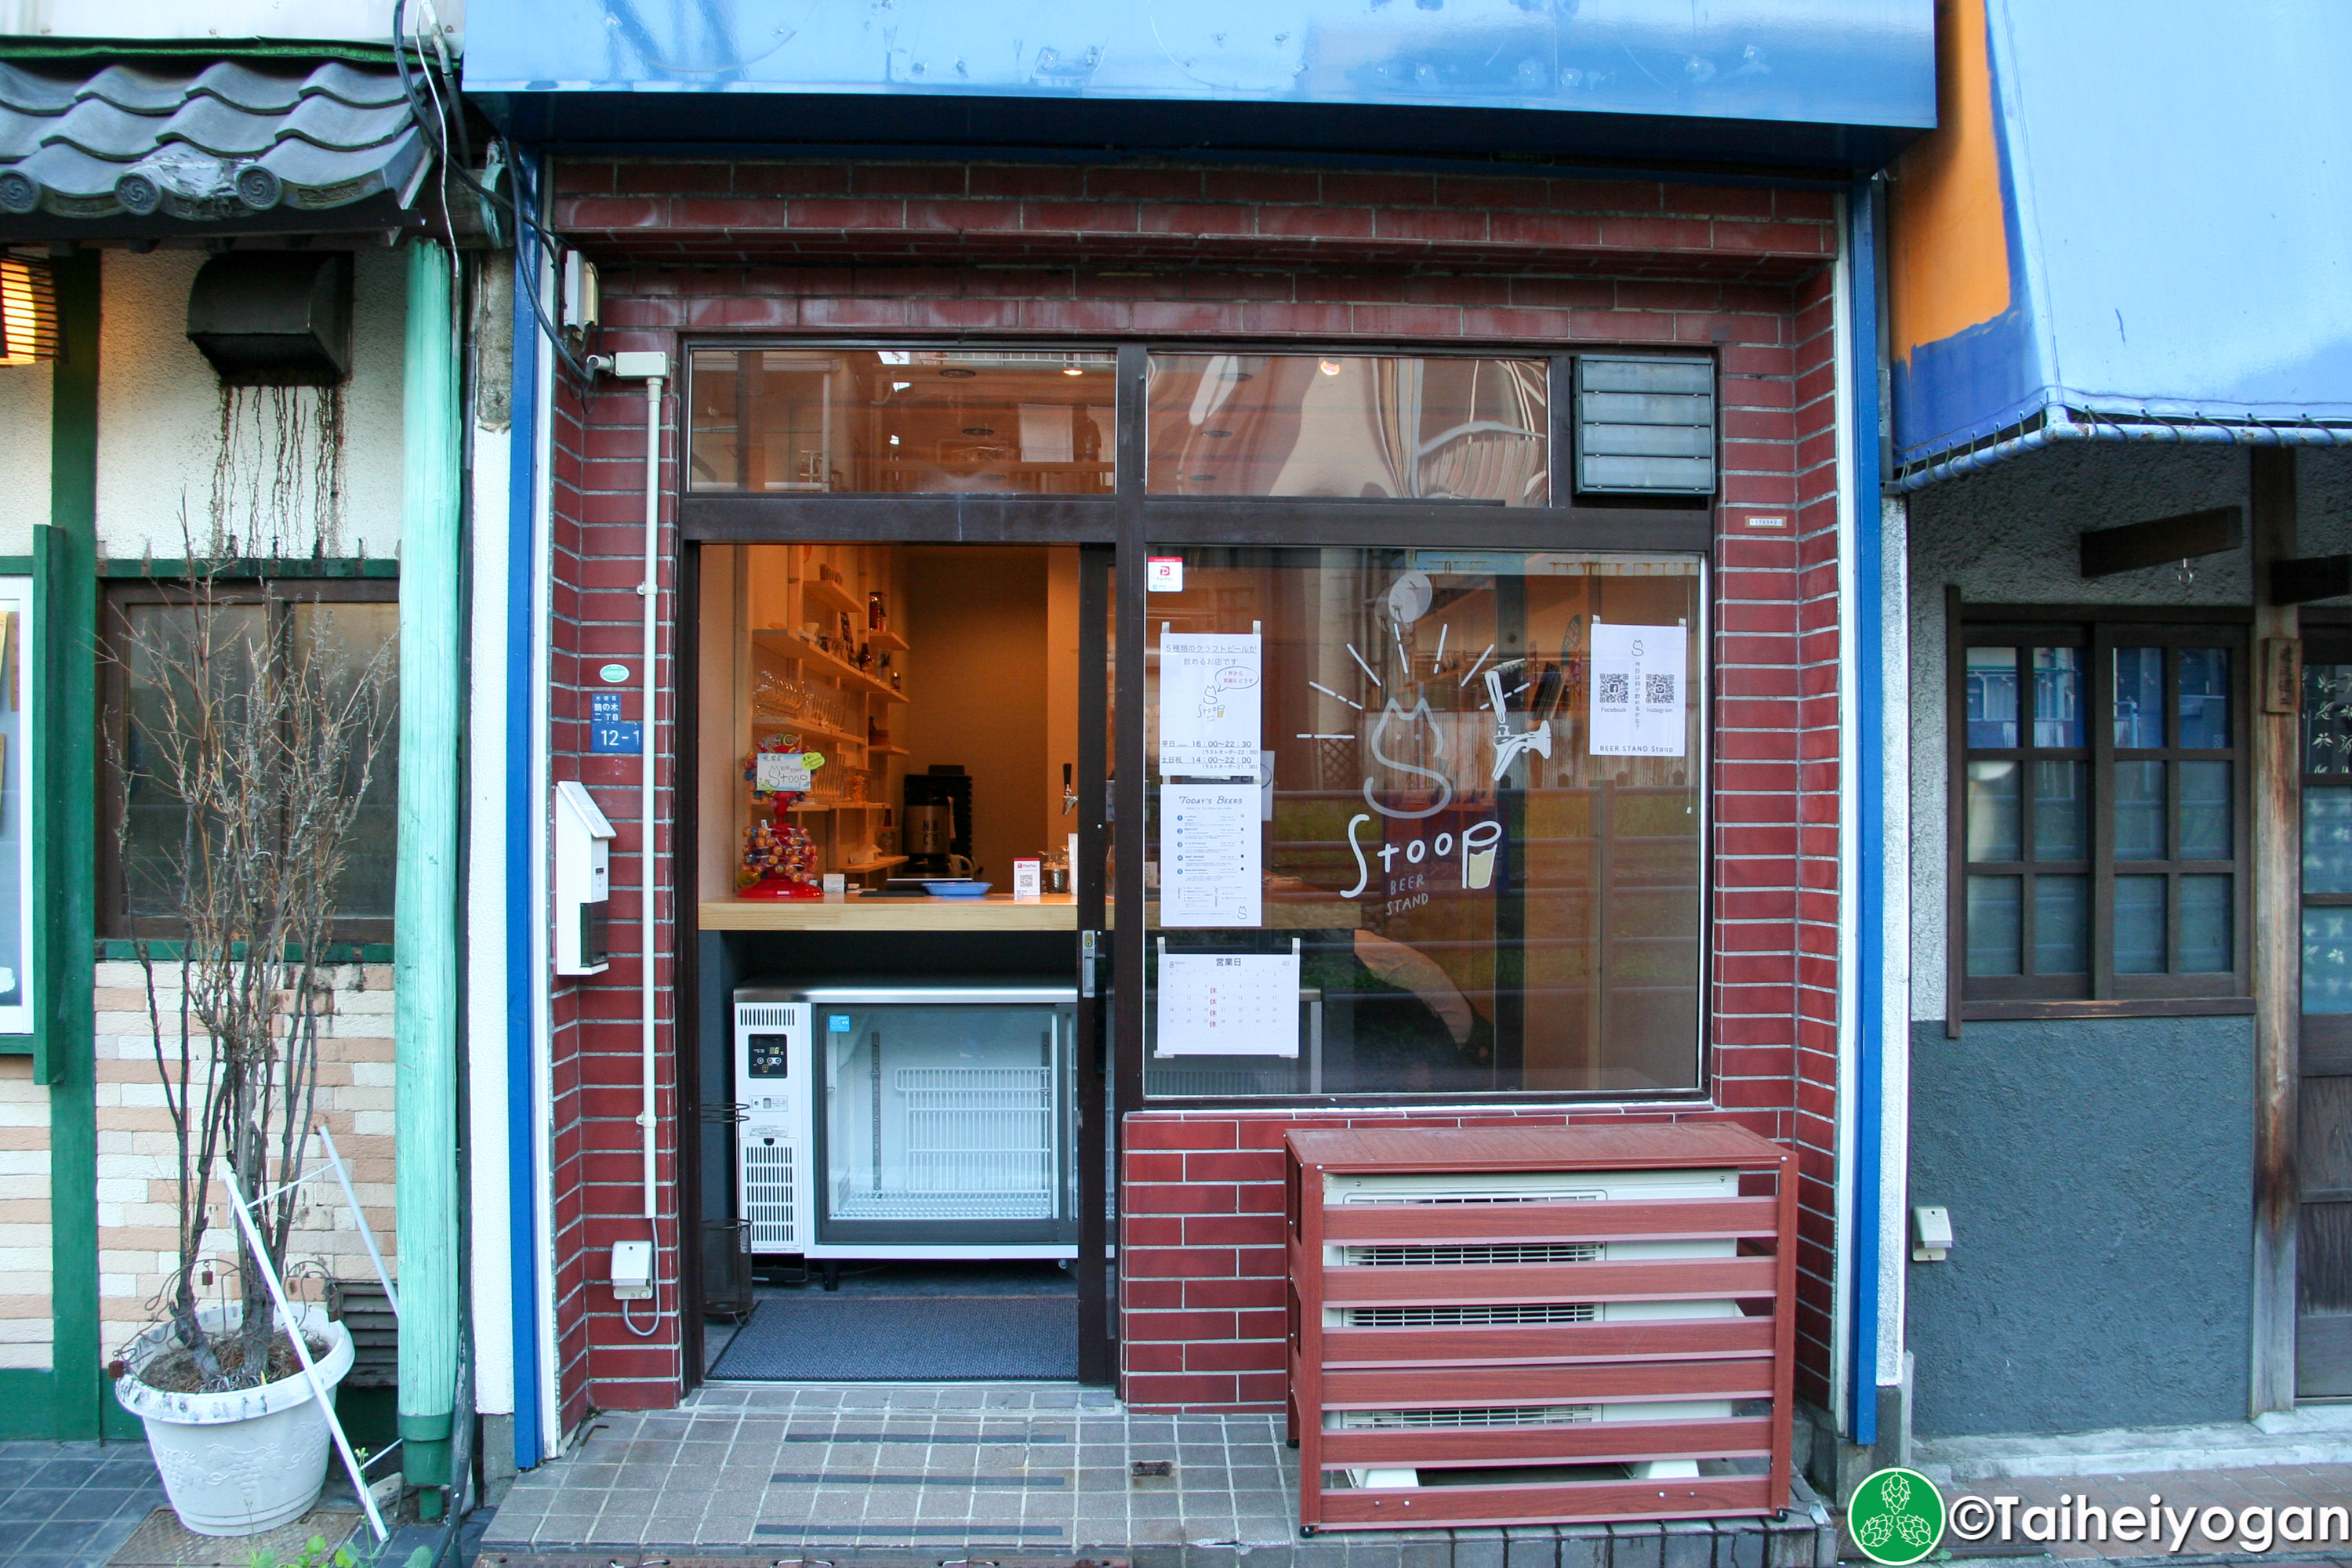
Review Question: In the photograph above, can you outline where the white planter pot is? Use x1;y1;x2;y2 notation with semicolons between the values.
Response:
114;1302;355;1537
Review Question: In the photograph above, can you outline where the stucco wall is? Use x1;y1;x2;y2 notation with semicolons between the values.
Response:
96;248;406;561
0;363;49;559
0;1055;49;1370
1907;1015;2254;1436
91;961;397;1351
1904;443;2352;1020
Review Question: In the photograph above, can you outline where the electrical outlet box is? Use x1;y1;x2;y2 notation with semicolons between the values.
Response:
610;1239;653;1301
1912;1204;1953;1262
612;350;670;381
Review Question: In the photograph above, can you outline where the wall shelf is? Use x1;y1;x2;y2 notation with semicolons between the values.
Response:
800;573;862;621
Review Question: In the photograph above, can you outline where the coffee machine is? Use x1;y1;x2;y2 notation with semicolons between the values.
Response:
902;767;973;878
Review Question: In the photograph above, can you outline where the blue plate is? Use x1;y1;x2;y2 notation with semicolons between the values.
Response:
924;880;993;898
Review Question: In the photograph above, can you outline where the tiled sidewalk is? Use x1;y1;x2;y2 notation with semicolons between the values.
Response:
479;1381;1290;1552
478;1381;1840;1568
0;1441;166;1568
1923;1464;2352;1562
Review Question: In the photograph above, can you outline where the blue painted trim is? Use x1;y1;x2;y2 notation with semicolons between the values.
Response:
1848;175;1887;1450
504;145;546;1472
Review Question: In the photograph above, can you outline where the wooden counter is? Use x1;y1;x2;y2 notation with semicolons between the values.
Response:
699;894;1080;931
697;892;1364;931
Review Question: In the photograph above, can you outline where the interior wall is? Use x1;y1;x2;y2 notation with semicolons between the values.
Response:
899;546;1049;884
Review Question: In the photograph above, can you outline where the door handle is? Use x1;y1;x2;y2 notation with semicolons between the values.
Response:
1081;929;1099;999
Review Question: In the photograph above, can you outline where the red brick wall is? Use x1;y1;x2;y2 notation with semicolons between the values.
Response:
546;368;688;1424
542;156;1842;1425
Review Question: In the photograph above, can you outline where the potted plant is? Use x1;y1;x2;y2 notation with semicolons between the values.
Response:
105;560;394;1536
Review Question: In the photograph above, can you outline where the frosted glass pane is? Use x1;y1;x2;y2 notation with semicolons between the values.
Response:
2115;877;2167;974
2179;876;2230;973
2306;788;2352;894
2179;760;2231;861
1966;760;2021;862
2033;875;2088;975
2033;760;2086;861
2114;761;2166;862
1967;877;2022;976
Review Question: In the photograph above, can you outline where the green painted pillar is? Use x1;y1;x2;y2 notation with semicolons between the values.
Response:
35;252;102;1438
394;240;463;1506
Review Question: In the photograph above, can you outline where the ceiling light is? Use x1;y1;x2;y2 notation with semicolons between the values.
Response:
963;426;996;437
1318;358;1345;376
938;366;976;378
1062;363;1084;376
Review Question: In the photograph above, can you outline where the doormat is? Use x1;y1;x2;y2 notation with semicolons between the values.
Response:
708;1291;1079;1380
107;1507;361;1568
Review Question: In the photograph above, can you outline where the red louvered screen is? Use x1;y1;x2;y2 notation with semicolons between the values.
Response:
1286;1124;1796;1534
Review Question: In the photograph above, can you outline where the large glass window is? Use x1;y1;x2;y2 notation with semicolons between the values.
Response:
1145;354;1550;504
689;349;1114;495
106;583;399;940
1142;548;1702;1097
1957;616;2244;1010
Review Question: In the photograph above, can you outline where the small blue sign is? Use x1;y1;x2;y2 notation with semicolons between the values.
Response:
591;692;624;723
828;1014;852;1033
591;720;643;755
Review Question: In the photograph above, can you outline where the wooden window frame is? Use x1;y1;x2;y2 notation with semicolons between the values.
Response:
100;577;401;946
1949;601;2253;1024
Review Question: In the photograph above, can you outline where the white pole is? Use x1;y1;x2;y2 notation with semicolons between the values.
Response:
218;1162;389;1542
316;1123;400;1319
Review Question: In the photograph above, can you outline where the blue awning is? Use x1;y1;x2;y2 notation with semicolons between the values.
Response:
1889;0;2352;487
463;0;1933;170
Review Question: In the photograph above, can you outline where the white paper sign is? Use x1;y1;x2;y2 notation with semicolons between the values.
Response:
1147;556;1185;592
1155;947;1301;1057
1158;631;1261;779
756;752;812;790
1588;622;1687;757
1012;858;1042;900
1160;783;1261;927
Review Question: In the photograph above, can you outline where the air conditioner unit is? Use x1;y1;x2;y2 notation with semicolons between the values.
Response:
1319;1167;1740;1490
733;1000;811;1251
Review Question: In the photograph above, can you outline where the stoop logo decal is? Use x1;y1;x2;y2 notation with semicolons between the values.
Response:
1848;1467;1946;1566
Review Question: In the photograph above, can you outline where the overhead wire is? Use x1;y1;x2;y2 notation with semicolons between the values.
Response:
390;0;596;385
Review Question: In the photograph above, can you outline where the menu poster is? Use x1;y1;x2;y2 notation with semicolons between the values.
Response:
1160;782;1261;927
1155;946;1301;1057
1158;631;1261;779
1588;622;1688;758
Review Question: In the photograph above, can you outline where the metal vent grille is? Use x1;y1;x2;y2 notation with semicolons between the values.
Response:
1334;1404;1599;1429
744;1135;797;1249
1573;355;1715;495
736;1005;798;1029
1340;1301;1599;1328
1339;1189;1602;1207
1341;1243;1602;1267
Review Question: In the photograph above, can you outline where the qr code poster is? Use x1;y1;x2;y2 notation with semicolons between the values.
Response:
1588;622;1688;757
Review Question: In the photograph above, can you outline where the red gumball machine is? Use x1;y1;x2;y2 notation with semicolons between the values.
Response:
737;738;826;900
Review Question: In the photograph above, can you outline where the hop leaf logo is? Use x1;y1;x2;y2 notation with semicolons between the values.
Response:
1846;1468;1944;1566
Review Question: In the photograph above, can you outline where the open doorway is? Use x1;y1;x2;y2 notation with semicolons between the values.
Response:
689;540;1110;1383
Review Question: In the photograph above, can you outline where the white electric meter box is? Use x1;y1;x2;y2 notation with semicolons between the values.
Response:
553;781;615;975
